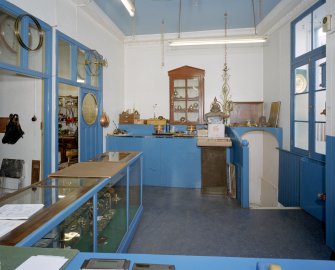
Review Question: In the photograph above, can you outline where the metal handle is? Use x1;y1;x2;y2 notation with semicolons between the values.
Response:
317;193;326;201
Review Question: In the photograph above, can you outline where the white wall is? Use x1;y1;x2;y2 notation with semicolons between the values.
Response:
242;131;264;206
0;74;42;186
124;39;264;119
7;0;126;162
263;26;291;150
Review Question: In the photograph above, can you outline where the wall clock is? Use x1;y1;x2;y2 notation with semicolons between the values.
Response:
82;93;98;125
0;14;19;53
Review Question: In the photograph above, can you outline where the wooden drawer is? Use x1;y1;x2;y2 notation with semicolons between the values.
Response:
119;113;140;124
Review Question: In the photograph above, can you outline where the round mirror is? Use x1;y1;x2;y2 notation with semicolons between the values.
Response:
82;93;98;125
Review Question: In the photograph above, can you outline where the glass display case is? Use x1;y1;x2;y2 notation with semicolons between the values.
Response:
0;152;143;253
91;151;142;251
32;174;128;253
168;66;205;124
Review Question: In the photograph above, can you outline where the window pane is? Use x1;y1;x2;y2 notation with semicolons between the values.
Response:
313;4;326;49
91;74;98;87
28;24;45;72
77;48;86;83
295;14;312;57
315;90;326;122
294;93;308;121
315;122;326;154
295;65;308;94
0;12;20;66
58;39;71;79
315;58;326;90
295;122;309;150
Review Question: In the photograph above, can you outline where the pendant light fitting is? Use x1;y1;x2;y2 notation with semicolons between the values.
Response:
169;0;266;47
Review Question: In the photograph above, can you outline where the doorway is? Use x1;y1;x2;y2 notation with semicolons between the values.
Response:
57;83;79;170
0;70;43;187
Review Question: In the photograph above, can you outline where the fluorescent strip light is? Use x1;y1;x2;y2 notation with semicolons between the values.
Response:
168;36;267;47
121;0;135;17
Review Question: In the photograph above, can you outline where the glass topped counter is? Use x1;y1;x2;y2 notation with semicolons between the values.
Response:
90;151;139;163
0;176;106;246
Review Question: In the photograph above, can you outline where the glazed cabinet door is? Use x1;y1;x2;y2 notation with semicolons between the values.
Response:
169;66;204;125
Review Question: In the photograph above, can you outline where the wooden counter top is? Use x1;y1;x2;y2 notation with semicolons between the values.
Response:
197;137;232;147
49;162;127;178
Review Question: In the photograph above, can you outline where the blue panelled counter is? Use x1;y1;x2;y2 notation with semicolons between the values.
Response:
1;245;335;270
107;125;201;188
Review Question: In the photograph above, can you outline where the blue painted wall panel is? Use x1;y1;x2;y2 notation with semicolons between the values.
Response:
161;138;201;188
300;157;325;222
278;149;300;207
107;136;201;188
326;135;335;250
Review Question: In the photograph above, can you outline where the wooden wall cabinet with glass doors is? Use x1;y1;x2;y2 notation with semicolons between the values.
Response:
168;66;205;124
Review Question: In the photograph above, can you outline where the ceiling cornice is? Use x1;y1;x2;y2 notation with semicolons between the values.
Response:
257;0;319;36
73;0;125;42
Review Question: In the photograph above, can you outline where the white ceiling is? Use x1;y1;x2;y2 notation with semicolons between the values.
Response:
93;0;282;36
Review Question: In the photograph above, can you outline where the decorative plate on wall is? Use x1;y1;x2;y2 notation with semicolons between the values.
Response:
295;73;307;94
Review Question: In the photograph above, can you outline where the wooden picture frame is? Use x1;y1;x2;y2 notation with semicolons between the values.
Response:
0;117;9;133
267;101;281;127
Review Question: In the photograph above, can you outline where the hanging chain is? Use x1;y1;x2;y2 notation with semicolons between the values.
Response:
221;12;233;122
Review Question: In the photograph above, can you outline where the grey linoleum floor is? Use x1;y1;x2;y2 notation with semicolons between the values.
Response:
128;186;332;259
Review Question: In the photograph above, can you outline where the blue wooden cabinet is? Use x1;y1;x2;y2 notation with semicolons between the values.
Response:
300;157;325;221
278;149;325;222
107;136;201;188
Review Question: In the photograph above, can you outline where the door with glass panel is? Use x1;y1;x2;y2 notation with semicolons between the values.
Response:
292;1;326;160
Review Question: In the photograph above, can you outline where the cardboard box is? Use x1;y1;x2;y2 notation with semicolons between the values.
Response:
208;124;225;138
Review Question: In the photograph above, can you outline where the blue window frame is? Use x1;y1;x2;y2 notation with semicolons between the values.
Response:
291;0;326;161
0;1;53;178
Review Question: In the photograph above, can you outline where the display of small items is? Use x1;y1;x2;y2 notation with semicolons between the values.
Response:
33;185;122;251
58;96;78;136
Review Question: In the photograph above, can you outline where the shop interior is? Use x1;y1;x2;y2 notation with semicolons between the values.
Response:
0;0;334;269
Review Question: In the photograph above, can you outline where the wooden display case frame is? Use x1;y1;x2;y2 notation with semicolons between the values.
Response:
168;66;205;125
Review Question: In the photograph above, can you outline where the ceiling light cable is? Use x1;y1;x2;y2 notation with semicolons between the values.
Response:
252;0;257;35
178;0;182;38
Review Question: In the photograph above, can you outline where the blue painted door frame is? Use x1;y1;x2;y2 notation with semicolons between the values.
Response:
0;1;53;178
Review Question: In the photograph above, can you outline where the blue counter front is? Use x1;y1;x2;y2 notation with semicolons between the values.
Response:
65;252;335;270
107;135;201;188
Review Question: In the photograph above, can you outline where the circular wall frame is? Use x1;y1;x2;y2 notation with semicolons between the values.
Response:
14;14;43;51
82;93;98;125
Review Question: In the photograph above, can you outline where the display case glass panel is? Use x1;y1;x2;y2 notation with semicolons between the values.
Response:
97;175;127;252
33;197;94;251
128;158;141;226
0;177;103;246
